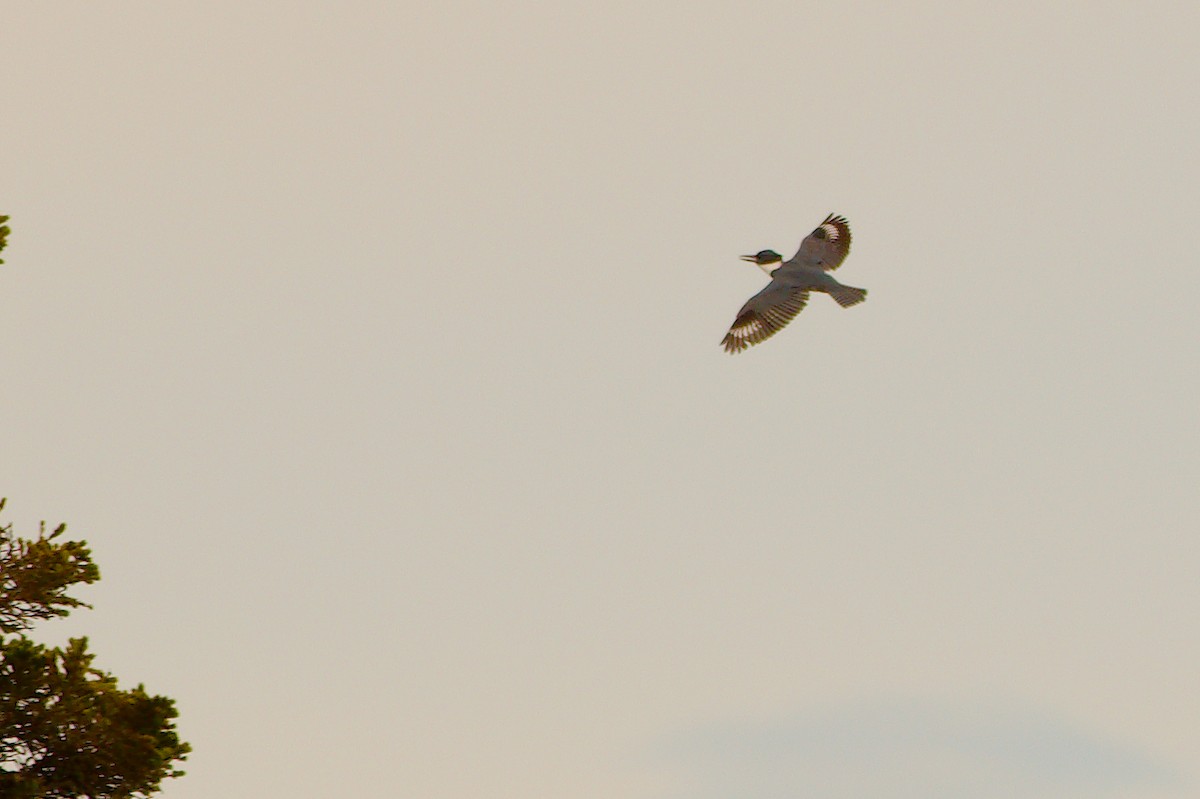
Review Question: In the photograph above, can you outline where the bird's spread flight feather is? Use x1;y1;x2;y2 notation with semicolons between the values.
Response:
791;213;851;271
721;283;809;353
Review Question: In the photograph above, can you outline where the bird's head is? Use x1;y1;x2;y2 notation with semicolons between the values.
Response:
740;249;784;275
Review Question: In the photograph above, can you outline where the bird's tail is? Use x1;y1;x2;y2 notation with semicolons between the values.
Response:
830;284;867;308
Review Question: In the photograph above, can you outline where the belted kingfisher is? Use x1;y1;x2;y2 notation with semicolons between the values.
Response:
721;213;867;353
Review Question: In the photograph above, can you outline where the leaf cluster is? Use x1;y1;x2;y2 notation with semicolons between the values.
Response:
0;505;99;635
0;638;189;799
0;500;190;798
0;215;8;264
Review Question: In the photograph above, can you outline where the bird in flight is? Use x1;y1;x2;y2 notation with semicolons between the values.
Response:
721;213;867;353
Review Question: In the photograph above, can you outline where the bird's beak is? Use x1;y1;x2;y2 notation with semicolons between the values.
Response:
739;255;757;263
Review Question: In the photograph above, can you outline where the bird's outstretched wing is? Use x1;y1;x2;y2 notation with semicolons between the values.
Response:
721;282;810;353
789;213;851;270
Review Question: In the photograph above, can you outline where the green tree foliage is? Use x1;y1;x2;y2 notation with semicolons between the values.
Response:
0;518;98;636
0;500;190;798
0;215;9;264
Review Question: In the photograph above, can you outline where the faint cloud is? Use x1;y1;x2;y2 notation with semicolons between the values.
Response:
655;698;1185;799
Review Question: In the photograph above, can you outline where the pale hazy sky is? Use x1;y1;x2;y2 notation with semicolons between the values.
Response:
2;3;1198;798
